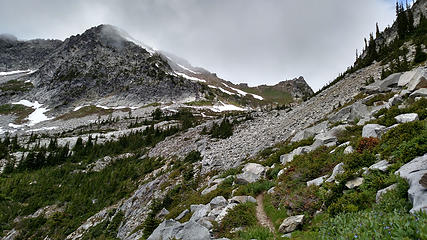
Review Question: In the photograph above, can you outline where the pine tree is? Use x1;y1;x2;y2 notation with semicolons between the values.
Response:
376;23;380;38
406;1;414;33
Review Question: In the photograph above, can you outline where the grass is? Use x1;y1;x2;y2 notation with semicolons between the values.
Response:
234;180;275;197
0;80;33;92
235;226;276;240
0;104;34;123
364;92;396;106
263;194;287;231
216;202;257;238
184;100;213;106
56;105;126;120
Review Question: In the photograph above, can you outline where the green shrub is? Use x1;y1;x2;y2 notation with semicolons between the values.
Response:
263;194;287;230
379;121;426;160
210;117;233;139
236;226;276;240
234;180;275;197
184;150;202;163
343;152;377;171
365;92;396;106
316;210;427;240
217;202;257;237
327;191;374;216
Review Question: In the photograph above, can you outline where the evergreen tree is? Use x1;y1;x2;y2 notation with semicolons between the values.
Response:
413;44;427;63
376;22;380;38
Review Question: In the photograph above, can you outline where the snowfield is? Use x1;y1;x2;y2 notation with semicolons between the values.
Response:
223;83;264;100
0;69;37;76
11;100;53;127
177;64;199;74
175;72;206;83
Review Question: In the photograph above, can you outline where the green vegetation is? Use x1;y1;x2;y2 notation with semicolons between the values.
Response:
259;97;427;238
204;117;233;139
0;104;33;123
364;92;396;106
216;202;257;238
234;180;274;197
263;194;287;230
56;105;118;120
184;100;213;106
313;3;427;96
235;226;276;240
0;80;33;92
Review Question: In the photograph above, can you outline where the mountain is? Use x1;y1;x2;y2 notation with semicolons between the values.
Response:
0;1;426;240
0;25;313;114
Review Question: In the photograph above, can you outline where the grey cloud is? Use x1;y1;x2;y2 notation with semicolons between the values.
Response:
0;0;396;90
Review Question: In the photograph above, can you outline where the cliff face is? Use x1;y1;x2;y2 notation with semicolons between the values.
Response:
0;25;204;109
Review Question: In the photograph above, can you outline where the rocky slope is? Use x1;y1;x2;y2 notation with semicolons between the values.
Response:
0;1;426;240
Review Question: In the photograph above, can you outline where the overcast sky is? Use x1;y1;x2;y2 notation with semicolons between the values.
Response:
0;0;397;90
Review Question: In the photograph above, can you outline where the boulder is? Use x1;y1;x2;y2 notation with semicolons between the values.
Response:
307;175;328;186
209;196;228;209
175;209;189;221
311;134;337;149
190;204;211;222
379;73;402;89
362;124;386;138
156;208;170;219
376;184;398;203
235;172;260;184
190;204;206;213
197;217;213;230
345;177;364;189
201;184;218;195
398;68;424;87
215;203;237;223
280;146;312;164
147;219;183;240
409;88;427;98
267;187;276;194
343;146;354;154
229;196;257;204
395;154;427;213
325;162;345;183
369;160;391;172
175;221;210;240
235;163;266;184
394;113;419;123
208;206;225;219
387;94;402;107
407;68;427;91
362;73;402;93
329;102;370;123
399;89;411;96
291;121;328;142
279;215;304;233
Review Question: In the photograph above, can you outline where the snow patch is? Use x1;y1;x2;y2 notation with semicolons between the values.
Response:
95;105;139;110
11;100;53;127
175;72;206;83
223;83;264;100
208;85;236;95
73;105;90;111
26;126;58;132
176;64;198;74
188;101;246;113
0;69;37;76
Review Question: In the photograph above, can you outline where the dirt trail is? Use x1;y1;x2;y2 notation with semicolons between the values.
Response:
256;193;275;233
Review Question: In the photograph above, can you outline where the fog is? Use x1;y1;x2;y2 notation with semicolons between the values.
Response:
0;0;397;90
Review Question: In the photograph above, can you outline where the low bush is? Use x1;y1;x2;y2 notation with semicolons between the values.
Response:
234;180;274;197
356;137;379;153
216;202;257;237
236;226;276;240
